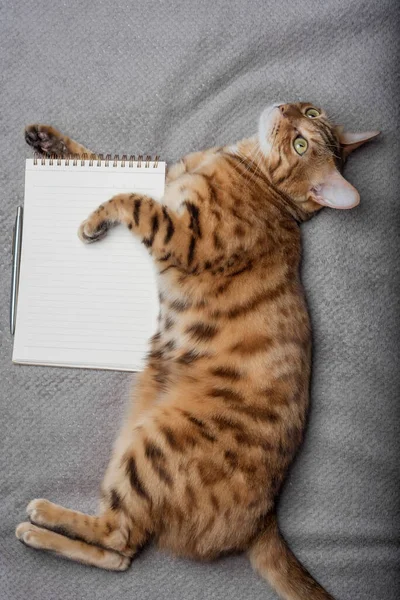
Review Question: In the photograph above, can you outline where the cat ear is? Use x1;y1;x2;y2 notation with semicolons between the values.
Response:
310;167;360;209
338;130;380;158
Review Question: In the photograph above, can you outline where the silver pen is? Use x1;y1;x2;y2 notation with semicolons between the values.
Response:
10;206;23;335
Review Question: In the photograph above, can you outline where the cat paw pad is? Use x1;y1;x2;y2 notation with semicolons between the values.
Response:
25;125;68;156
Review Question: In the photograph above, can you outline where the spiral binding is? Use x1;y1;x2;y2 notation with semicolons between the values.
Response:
33;153;160;168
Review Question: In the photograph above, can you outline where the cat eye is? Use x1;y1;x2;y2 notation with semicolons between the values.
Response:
305;107;320;118
293;137;308;155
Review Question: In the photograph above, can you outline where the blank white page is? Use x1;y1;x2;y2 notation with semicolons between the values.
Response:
13;158;165;371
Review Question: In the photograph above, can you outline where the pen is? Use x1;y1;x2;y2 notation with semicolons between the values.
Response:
10;206;23;335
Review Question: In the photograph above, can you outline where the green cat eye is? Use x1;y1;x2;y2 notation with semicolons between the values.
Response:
305;107;320;118
293;137;308;155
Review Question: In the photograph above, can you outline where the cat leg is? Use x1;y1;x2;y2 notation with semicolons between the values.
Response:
16;494;151;569
25;124;95;157
78;193;208;272
22;498;135;553
15;522;130;571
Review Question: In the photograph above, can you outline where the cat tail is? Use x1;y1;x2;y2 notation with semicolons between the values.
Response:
248;513;335;600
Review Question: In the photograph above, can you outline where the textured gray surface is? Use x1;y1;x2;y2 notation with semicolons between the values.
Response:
1;1;399;599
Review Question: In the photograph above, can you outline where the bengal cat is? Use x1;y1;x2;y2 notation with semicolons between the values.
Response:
18;103;379;600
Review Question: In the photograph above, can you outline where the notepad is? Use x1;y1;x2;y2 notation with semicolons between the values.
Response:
12;157;166;371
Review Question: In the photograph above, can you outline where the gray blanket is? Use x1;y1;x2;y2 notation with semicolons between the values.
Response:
1;1;399;599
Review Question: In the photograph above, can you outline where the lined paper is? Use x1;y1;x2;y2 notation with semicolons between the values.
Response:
12;159;165;371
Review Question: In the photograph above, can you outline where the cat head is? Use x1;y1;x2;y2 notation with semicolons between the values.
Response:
258;102;379;213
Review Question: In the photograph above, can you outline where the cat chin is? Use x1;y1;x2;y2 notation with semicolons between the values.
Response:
258;104;282;156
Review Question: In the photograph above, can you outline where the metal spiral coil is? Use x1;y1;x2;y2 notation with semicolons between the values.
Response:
33;152;160;167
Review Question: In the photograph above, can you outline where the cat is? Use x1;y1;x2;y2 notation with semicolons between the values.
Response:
18;103;379;600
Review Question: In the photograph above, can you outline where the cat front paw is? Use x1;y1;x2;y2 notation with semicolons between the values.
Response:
25;124;68;156
78;217;110;244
